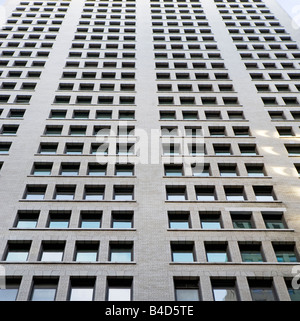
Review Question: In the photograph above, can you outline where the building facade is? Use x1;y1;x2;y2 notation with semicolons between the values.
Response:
0;0;299;301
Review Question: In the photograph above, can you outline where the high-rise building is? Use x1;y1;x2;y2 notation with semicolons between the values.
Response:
0;0;299;302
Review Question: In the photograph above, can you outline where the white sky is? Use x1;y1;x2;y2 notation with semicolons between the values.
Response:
277;0;300;27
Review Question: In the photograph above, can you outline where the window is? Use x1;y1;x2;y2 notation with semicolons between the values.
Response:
74;242;99;262
273;243;298;263
115;163;134;176
116;143;135;155
69;126;86;136
44;125;62;136
106;277;132;301
239;243;264;262
246;164;265;177
87;163;107;176
163;143;180;156
200;212;222;229
49;110;66;119
164;164;183;177
39;143;58;154
191;163;210;177
39;242;65;262
211;279;238;301
119;110;135;120
219;164;238;177
91;143;108;155
168;212;190;229
5;242;31;262
47;211;70;228
171;242;195;263
195;186;216;201
0;142;12;154
174;278;200;301
32;162;52;176
0;278;21;301
111;211;134;229
30;278;58;301
231;212;253;229
24;185;46;200
286;145;300;156
80;211;102;229
166;186;187;201
8;109;25;118
239;144;257;156
69;278;95;301
54;185;75;200
65;143;83;155
248;279;276;301
160;111;176;120
109;242;133;262
84;185;105;201
209;126;226;137
262;212;286;229
15;210;39;228
205;243;229;262
214;144;232;156
253;186;275;201
285;279;300;301
60;163;80;176
224;186;246;201
96;110;112;119
113;186;134;201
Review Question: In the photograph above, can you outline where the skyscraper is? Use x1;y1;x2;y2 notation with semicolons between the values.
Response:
0;0;299;301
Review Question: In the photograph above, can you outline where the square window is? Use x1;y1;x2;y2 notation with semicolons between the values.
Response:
224;186;246;201
87;163;107;176
168;212;190;229
200;212;222;229
5;242;31;262
80;211;102;229
239;243;264;262
109;242;133;262
30;278;58;301
166;186;187;201
107;278;132;301
205;243;229;262
192;163;210;177
164;164;183;177
65;143;83;155
0;278;21;301
47;211;70;229
115;163;134;176
253;186;275;201
248;279;276;301
39;242;65;262
84;185;105;201
219;164;238;177
111;211;134;229
174;278;200;301
171;242;195;263
32;163;52;176
54;185;76;200
231;212;253;229
262;212;286;229
246;164;265;177
211;279;238;301
195;186;216;201
15;210;39;228
24;185;46;200
50;110;66;119
75;242;99;262
69;278;95;301
113;186;134;201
